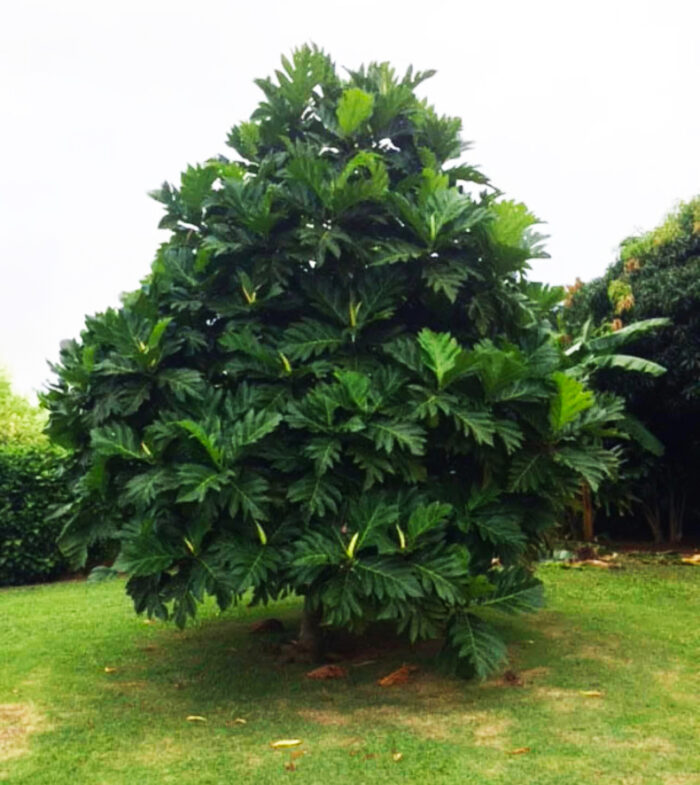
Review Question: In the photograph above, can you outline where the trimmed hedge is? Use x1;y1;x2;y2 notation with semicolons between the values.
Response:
0;446;70;586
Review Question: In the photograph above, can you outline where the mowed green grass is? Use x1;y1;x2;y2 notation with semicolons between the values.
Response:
1;563;698;785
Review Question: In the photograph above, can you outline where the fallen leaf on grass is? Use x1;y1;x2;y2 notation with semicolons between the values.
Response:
103;667;118;674
186;715;207;722
579;690;605;698
566;559;620;569
284;762;296;771
392;752;403;762
681;554;700;565
507;747;531;755
377;664;419;687
270;739;303;749
502;670;523;687
306;665;348;680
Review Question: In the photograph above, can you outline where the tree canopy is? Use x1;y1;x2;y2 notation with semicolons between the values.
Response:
564;198;700;541
43;46;630;676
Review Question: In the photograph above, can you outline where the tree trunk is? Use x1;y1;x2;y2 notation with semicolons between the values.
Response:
581;482;594;542
668;489;686;544
298;596;324;662
642;501;663;544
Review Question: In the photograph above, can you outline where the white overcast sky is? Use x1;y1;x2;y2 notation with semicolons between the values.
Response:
1;0;698;399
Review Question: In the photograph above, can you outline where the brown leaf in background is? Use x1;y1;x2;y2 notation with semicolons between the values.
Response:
377;664;419;687
502;670;523;687
306;665;348;680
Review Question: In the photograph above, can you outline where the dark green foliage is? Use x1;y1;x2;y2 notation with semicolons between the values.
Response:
43;46;628;676
564;199;700;541
0;371;72;586
0;446;70;586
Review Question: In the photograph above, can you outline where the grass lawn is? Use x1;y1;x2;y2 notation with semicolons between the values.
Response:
1;563;698;784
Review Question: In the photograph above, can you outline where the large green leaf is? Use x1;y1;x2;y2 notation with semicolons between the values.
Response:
589;354;666;377
448;614;508;679
90;424;147;462
281;319;345;361
418;329;461;388
619;415;664;456
175;464;232;504
588;318;670;353
549;372;594;431
336;87;374;135
287;473;342;518
113;521;179;577
175;420;223;468
478;568;544;614
230;409;282;451
368;419;426;455
554;445;618;492
406;502;453;544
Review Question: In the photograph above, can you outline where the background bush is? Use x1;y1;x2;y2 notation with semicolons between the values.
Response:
0;368;73;586
0;445;70;586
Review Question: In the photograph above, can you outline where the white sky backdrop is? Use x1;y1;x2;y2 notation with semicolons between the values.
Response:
1;0;698;398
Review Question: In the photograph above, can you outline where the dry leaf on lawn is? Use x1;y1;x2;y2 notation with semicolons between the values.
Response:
502;669;523;686
570;559;619;569
392;752;403;762
186;715;207;722
270;739;303;749
103;667;117;674
507;747;531;755
306;665;348;680
681;554;700;565
579;690;604;697
377;664;419;687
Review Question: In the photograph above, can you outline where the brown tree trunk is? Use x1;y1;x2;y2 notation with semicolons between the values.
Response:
642;501;664;544
668;489;686;544
298;596;324;662
581;482;594;542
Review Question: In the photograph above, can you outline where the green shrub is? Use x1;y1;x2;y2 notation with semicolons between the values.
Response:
0;445;70;586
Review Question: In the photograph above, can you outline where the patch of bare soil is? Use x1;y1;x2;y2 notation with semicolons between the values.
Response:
0;703;43;762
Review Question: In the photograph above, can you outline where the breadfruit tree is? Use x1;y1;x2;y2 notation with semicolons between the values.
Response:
44;46;625;677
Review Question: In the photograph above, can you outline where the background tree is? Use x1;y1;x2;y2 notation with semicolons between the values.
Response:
1;368;46;447
564;198;700;542
44;46;629;676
